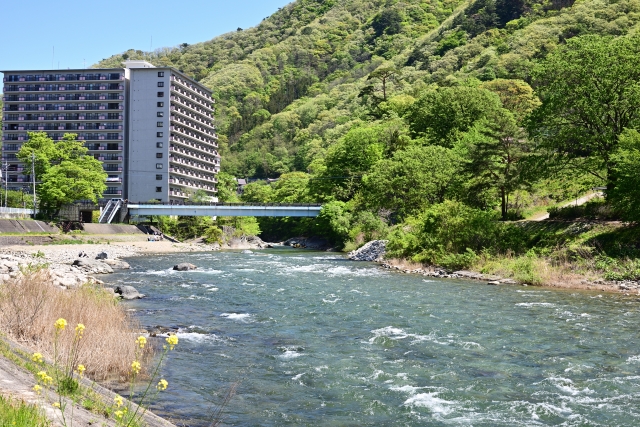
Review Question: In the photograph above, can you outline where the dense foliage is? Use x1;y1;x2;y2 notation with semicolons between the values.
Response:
18;132;107;216
95;0;640;271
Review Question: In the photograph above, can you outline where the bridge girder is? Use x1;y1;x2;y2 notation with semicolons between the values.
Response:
127;204;321;218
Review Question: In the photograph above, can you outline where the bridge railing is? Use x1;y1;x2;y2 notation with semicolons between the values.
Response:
127;201;323;207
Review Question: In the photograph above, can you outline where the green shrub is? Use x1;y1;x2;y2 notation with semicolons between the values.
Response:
0;395;49;426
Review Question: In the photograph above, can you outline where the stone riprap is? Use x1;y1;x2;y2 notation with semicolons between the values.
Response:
348;240;388;262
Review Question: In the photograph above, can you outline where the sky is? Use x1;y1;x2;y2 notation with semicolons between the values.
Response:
0;0;293;73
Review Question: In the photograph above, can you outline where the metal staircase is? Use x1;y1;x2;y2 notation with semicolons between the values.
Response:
98;199;123;224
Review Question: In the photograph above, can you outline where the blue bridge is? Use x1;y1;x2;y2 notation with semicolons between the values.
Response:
126;203;323;218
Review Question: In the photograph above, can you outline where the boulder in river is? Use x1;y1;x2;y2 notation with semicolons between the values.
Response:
72;259;114;274
173;263;197;271
114;285;145;300
102;259;131;270
348;240;388;262
95;252;108;260
241;250;253;254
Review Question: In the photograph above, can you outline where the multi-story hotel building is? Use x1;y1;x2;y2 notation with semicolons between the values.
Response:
1;60;219;203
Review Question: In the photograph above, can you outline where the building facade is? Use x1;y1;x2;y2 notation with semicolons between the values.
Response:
1;61;218;204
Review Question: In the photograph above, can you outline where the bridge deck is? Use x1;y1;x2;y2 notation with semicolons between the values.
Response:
127;204;322;217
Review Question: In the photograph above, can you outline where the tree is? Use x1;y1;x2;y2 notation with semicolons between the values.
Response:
530;34;640;191
315;126;385;200
408;86;503;147
17;132;106;215
37;157;107;214
216;172;240;202
480;79;540;122
362;145;459;219
609;129;640;223
458;109;532;220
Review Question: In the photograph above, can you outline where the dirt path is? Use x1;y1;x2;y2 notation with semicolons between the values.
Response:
528;191;604;221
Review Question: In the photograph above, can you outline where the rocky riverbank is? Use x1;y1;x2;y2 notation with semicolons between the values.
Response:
348;240;640;295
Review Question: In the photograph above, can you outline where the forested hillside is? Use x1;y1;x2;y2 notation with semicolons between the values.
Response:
98;0;640;282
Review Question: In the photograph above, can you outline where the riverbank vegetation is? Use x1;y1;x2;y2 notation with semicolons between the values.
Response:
94;0;640;283
0;395;49;427
0;270;144;381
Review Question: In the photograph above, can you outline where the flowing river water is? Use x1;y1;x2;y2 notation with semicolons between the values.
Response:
106;249;640;426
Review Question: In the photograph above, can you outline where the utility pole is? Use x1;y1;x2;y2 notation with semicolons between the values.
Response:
31;153;36;218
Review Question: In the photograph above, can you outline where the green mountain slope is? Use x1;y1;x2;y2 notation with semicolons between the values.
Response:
96;0;640;178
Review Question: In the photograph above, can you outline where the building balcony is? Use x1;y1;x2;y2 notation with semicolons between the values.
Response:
103;167;123;172
96;154;123;161
169;146;219;163
169;156;218;174
169;167;217;184
169;137;217;157
170;75;212;101
4;73;123;83
106;177;122;183
168;177;216;193
170;106;214;130
4;113;123;122
169;88;213;113
171;126;217;147
103;188;123;196
170;115;216;136
169;189;189;199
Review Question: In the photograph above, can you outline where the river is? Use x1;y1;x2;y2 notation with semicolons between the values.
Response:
106;249;640;426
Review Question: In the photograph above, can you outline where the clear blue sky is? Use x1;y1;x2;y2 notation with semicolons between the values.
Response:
0;0;293;73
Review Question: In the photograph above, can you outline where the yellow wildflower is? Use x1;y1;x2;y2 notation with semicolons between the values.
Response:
76;364;86;376
52;402;60;408
165;334;178;350
54;318;67;331
136;336;147;349
33;384;42;394
131;360;141;375
114;410;124;419
37;371;53;385
32;352;43;363
75;323;85;336
156;379;168;391
114;395;123;407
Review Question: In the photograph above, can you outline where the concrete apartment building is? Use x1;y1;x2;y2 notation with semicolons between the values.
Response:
1;61;219;204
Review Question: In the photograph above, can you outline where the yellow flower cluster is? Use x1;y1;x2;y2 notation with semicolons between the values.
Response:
32;352;43;363
136;336;147;349
52;402;60;408
114;410;124;419
157;379;168;391
37;371;53;385
75;323;85;337
114;395;123;407
165;334;179;350
76;364;86;376
33;384;42;394
54;318;67;331
131;360;141;375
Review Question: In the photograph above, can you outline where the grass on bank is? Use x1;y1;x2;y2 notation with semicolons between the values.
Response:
0;394;50;427
0;270;147;381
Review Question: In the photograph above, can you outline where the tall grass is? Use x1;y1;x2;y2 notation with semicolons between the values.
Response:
0;394;50;427
0;271;147;381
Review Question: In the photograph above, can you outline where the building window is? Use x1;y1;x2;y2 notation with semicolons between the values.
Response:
157;82;164;87
157;92;164;97
157;121;163;127
157;111;164;117
156;153;163;158
156;132;163;137
156;174;162;180
156;187;162;192
157;102;164;107
156;142;163;148
156;163;163;169
158;72;164;77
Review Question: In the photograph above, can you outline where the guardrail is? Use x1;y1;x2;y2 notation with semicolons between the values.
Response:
0;207;36;214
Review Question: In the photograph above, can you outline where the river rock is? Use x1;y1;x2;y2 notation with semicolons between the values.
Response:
72;259;114;274
114;285;144;299
102;259;131;270
173;263;197;271
348;240;388;262
241;250;253;254
95;252;108;260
